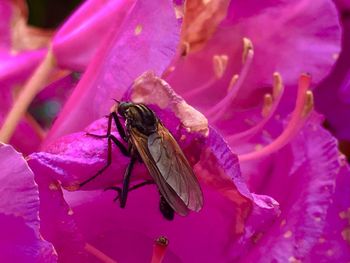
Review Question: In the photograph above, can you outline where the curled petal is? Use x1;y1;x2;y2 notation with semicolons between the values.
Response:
0;143;56;262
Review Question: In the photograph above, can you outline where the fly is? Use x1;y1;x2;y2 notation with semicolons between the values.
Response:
79;101;203;220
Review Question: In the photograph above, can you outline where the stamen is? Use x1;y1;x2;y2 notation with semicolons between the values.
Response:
261;93;273;117
183;38;254;104
242;38;253;64
272;72;283;98
151;236;169;263
227;74;239;93
84;243;118;263
206;39;254;122
213;54;228;79
228;72;284;143
238;73;313;162
0;47;55;143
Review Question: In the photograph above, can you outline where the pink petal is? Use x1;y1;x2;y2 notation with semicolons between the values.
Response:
0;143;56;262
167;0;341;113
35;170;87;262
46;0;180;143
53;0;135;71
241;114;347;261
29;118;144;190
57;127;279;262
306;159;350;262
315;18;350;141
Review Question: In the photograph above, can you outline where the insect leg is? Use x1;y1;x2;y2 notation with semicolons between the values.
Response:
119;154;137;208
79;133;113;187
86;113;129;156
86;112;113;139
111;112;127;142
104;180;155;201
159;195;175;220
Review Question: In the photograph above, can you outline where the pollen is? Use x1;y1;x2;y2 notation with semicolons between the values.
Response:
338;154;347;167
318;237;325;243
134;24;143;36
272;72;283;98
67;208;74;216
314;216;321;222
332;53;339;60
302;90;314;117
242;37;253;64
341;227;350;245
280;219;286;227
283;230;292;238
49;182;59;191
227;74;239;93
262;93;273;117
255;144;263;151
339;208;350;222
288;256;301;263
213;54;228;78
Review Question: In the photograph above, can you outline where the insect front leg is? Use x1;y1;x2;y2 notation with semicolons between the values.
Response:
116;153;137;208
111;112;128;142
86;113;129;156
79;133;113;187
80;114;129;187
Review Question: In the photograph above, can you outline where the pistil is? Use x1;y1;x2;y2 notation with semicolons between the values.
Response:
151;236;169;263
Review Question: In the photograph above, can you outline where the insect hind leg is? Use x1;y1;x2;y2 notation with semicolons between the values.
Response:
105;179;155;202
105;155;137;208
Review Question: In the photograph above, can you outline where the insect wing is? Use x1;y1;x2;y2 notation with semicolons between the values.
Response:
129;127;190;216
147;123;203;212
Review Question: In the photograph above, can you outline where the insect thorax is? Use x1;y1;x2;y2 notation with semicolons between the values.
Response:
126;104;158;135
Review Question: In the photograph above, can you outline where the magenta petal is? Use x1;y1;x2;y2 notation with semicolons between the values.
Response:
47;0;180;143
225;0;341;87
167;0;341;113
58;126;279;262
307;160;350;262
29;118;147;190
0;143;56;262
35;171;87;262
242;115;346;262
315;18;350;141
53;0;135;71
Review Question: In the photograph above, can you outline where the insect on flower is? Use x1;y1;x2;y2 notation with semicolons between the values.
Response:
79;101;203;220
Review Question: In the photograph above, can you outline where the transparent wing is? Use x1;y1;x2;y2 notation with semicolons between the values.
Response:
130;124;203;215
147;123;203;212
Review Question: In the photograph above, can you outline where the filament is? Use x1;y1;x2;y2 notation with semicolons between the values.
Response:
206;39;254;122
228;72;284;143
238;73;313;162
84;243;118;263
